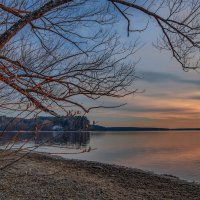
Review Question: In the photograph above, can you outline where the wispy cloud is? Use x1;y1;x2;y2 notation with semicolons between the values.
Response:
138;71;200;86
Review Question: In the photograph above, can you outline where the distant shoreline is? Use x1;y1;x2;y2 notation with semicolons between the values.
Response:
90;125;200;131
1;128;200;132
0;152;200;199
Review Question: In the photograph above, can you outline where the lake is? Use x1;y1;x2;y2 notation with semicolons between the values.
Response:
1;130;200;182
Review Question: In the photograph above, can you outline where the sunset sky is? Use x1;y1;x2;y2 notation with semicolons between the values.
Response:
87;17;200;129
4;0;198;129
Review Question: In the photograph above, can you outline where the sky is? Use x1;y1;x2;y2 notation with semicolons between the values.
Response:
87;12;200;129
2;0;200;129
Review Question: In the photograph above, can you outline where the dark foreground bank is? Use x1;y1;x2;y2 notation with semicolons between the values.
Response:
0;152;200;200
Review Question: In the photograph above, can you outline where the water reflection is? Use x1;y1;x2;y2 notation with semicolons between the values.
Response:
0;131;90;149
2;130;200;182
61;131;200;183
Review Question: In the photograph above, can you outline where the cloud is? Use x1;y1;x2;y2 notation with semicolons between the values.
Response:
120;105;191;114
189;95;200;100
138;71;200;86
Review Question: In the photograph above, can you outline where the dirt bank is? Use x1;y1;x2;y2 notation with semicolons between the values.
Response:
0;152;200;200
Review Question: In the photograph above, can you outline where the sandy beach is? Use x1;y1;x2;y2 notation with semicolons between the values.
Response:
0;152;200;200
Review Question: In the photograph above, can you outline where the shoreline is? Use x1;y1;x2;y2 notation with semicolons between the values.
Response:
0;152;200;199
37;152;197;183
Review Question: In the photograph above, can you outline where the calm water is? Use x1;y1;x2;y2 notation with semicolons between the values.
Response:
52;131;200;183
2;130;200;182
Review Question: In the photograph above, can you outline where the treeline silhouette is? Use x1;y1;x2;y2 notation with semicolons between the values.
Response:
0;115;90;131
